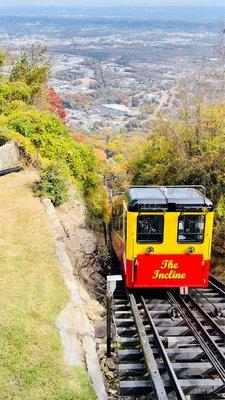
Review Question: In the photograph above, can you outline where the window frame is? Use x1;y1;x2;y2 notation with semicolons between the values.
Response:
136;213;164;244
177;213;205;244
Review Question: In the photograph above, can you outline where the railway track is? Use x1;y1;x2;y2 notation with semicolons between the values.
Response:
113;276;225;399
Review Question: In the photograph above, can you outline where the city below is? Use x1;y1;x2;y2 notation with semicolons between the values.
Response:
0;5;225;132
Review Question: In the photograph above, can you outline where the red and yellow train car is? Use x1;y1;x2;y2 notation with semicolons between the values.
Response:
111;186;214;292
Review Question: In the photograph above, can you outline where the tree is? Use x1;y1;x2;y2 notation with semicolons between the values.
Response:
128;105;225;276
9;45;50;94
0;52;5;67
48;87;67;124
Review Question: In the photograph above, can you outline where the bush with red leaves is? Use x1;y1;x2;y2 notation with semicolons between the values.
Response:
48;86;67;124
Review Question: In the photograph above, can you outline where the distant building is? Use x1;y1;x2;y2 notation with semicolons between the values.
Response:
99;104;131;117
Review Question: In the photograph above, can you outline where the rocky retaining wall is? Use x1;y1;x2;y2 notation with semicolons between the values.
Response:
43;198;107;400
0;142;20;170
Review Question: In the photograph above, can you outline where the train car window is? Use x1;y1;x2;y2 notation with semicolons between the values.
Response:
178;215;205;243
137;215;164;243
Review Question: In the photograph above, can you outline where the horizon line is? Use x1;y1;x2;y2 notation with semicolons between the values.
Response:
0;4;225;8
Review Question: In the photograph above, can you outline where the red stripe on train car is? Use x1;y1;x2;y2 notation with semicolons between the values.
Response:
125;255;210;289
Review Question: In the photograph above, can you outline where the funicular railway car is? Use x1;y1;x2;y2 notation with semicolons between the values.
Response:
111;186;214;293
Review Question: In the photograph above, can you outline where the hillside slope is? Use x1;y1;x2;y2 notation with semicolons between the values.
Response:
0;171;95;400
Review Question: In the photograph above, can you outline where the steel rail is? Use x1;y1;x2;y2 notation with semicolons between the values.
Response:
116;289;225;398
195;288;224;314
167;291;225;383
209;274;225;289
129;293;169;400
185;291;225;396
192;289;225;326
209;275;225;297
141;296;186;400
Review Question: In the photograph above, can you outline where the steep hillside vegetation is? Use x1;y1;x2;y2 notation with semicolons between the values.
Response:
127;106;225;277
2;47;224;274
71;104;225;277
0;48;107;221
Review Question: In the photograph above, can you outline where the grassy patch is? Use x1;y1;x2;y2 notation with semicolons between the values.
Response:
0;171;95;400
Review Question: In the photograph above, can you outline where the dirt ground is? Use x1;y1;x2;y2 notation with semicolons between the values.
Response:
57;189;109;323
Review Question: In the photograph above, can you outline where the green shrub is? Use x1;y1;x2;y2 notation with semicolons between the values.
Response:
9;46;50;90
5;108;100;191
0;51;5;66
34;165;69;206
0;48;107;221
7;81;33;102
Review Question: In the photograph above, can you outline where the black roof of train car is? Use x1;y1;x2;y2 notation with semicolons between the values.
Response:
126;186;213;212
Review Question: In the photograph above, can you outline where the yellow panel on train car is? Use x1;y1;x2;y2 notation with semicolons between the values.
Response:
111;186;214;293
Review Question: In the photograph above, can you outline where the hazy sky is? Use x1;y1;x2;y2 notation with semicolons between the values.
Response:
1;0;225;6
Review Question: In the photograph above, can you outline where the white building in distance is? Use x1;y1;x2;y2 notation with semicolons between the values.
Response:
99;104;131;117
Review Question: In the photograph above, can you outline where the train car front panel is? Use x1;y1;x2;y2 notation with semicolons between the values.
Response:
125;210;214;288
111;186;214;290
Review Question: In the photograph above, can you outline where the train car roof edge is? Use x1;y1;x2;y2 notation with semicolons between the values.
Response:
124;186;213;212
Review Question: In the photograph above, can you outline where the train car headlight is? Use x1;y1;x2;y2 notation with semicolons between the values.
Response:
146;246;154;254
187;246;195;254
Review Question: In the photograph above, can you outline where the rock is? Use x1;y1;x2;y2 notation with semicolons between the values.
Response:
94;321;107;338
105;358;117;371
110;381;119;390
0;142;20;170
97;344;107;359
108;388;117;396
101;364;108;373
165;337;178;348
115;341;122;349
105;370;115;380
95;337;104;344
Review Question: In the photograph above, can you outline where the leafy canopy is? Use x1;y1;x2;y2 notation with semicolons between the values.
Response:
128;105;225;275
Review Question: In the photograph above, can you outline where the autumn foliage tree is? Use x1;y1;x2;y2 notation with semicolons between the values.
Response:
128;104;225;277
48;86;67;124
